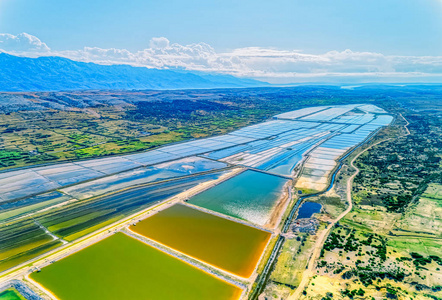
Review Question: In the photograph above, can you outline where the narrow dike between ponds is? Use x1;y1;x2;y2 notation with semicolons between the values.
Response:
33;219;67;245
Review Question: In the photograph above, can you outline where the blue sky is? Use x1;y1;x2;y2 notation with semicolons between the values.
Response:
0;0;441;83
1;0;441;54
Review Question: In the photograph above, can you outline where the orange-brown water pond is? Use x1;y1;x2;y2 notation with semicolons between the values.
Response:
130;204;271;277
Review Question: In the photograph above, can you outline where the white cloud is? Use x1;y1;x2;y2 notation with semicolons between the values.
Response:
149;37;170;49
0;33;50;52
1;33;442;83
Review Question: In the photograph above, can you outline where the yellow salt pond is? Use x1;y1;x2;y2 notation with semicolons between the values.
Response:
130;204;271;277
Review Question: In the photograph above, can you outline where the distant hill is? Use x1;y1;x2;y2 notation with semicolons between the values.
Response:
0;53;267;91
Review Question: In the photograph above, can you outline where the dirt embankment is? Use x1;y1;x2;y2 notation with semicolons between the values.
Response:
266;181;293;230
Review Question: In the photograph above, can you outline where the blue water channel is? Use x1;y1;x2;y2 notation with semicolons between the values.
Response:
281;127;380;233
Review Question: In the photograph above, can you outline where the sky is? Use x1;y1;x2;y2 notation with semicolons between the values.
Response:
0;0;442;83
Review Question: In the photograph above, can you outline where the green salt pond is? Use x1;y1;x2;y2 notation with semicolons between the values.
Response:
188;170;289;225
30;233;241;300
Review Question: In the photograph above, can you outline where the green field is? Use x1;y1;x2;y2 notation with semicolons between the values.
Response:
0;218;63;273
0;289;25;300
387;236;442;257
271;234;316;286
130;204;271;277
30;233;242;300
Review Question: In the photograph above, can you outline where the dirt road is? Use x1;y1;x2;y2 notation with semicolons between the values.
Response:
288;136;392;299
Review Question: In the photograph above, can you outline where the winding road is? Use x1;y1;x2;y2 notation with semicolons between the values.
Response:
288;113;410;299
288;134;397;299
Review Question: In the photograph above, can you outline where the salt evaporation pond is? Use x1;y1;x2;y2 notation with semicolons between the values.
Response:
188;170;288;226
62;157;226;200
296;201;322;219
266;153;303;176
30;233;242;300
130;204;271;277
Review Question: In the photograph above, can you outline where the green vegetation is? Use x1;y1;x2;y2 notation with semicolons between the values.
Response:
0;218;63;273
31;233;242;300
271;234;315;286
353;112;441;212
0;289;26;300
315;196;346;219
3;86;441;170
387;236;442;257
319;225;407;287
408;252;442;267
300;94;442;300
393;183;442;237
262;230;320;299
341;288;365;298
130;204;271;277
314;183;442;300
0;108;175;169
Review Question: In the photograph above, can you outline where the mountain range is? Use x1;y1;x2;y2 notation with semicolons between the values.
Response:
0;53;267;91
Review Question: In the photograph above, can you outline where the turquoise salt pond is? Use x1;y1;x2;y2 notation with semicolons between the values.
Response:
188;170;289;226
